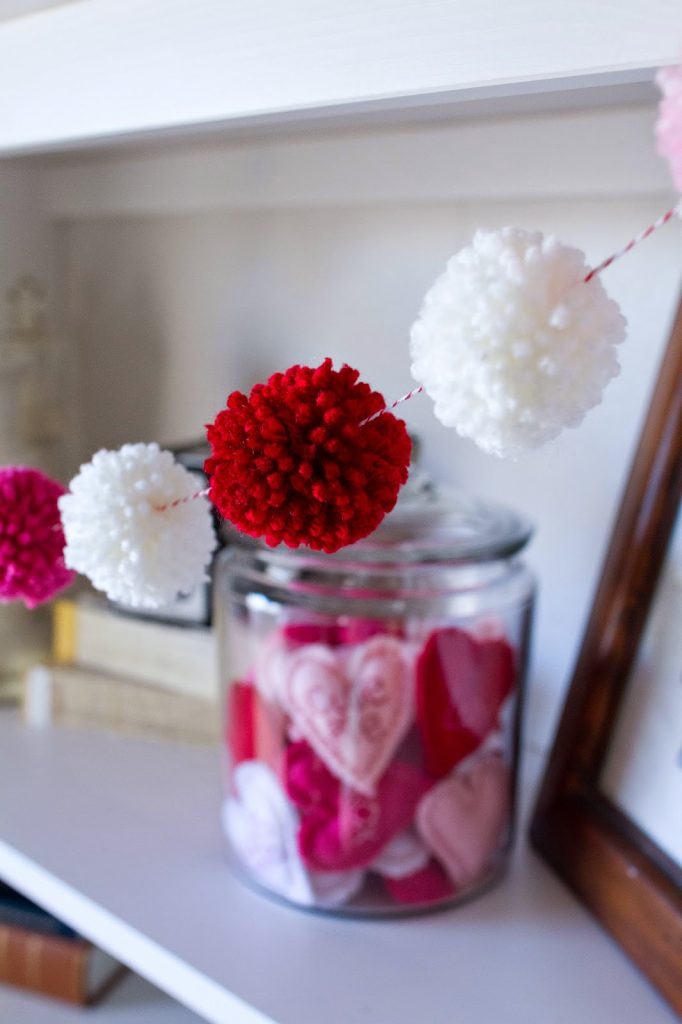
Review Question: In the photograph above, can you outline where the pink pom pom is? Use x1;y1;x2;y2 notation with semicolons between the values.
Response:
0;466;75;608
656;66;682;193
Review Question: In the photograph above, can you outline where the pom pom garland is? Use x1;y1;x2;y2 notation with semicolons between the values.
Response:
409;227;627;458
59;443;216;609
656;65;682;194
4;69;680;607
0;467;75;608
206;359;412;553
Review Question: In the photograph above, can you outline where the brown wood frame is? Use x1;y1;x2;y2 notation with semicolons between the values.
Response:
530;295;682;1015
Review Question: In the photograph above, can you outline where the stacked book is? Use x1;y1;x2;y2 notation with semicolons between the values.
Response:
0;881;124;1005
23;596;220;746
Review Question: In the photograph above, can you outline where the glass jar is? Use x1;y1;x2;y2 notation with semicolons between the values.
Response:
214;486;535;915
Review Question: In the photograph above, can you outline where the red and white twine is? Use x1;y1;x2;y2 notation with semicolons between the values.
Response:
583;203;680;283
154;487;210;513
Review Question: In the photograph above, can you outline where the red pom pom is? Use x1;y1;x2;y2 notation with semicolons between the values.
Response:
205;359;411;553
0;466;75;608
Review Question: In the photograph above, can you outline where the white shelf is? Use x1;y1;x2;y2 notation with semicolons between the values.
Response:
0;970;203;1023
0;0;679;154
0;711;676;1024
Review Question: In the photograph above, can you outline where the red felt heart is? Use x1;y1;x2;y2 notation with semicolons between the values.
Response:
383;859;455;905
226;680;285;772
226;681;256;766
416;627;515;778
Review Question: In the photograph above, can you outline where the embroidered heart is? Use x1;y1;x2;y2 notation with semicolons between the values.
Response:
282;634;415;794
415;755;511;890
416;627;515;778
284;740;430;872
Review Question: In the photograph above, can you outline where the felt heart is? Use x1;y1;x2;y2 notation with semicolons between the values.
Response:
224;760;364;908
304;761;430;872
336;618;404;645
383;859;455;905
224;760;313;905
283;635;415;794
226;680;256;765
309;869;365;908
284;740;430;872
416;627;515;778
226;681;285;772
415;755;511;889
282;620;342;647
371;829;430;880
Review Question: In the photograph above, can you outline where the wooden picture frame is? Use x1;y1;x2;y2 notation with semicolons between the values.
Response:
530;295;682;1014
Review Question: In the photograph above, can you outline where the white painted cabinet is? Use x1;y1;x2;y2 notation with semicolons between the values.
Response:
0;0;679;153
0;8;680;1021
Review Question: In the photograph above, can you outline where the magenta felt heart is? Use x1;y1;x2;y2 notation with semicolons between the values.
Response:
416;755;511;889
383;859;455;905
284;741;430;872
282;620;342;647
282;634;415;794
416;627;515;778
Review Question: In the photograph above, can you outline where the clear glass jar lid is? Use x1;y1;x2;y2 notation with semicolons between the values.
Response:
223;480;532;567
346;484;533;565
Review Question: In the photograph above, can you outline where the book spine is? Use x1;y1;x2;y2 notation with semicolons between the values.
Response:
0;923;88;1004
52;599;77;665
0;901;79;939
52;598;218;700
25;665;220;746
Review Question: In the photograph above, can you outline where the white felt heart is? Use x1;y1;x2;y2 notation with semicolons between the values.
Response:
282;635;415;795
224;760;364;909
371;829;430;880
310;869;365;908
415;755;511;890
223;761;312;905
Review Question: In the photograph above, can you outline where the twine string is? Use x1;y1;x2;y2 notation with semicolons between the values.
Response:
583;203;679;282
148;207;681;458
373;203;680;420
153;486;210;512
360;384;424;425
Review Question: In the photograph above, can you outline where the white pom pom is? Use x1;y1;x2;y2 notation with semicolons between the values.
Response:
59;443;216;609
409;227;627;458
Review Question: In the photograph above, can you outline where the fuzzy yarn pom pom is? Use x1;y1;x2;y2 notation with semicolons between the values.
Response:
0;466;75;608
410;227;627;458
656;65;682;194
206;359;411;553
59;443;215;609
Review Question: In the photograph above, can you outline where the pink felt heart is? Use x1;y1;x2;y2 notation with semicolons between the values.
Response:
282;635;414;794
416;755;511;889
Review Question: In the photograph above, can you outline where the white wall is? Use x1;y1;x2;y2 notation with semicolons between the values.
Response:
0;160;47;296
0;160;57;684
48;105;681;750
